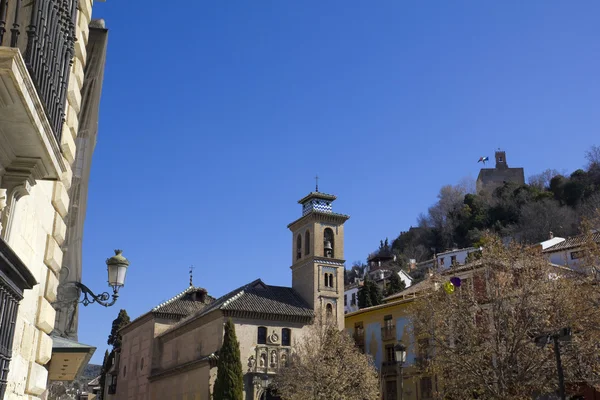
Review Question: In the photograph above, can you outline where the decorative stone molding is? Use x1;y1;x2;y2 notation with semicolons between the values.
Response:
52;182;70;218
36;297;57;334
0;158;42;239
44;235;63;275
52;213;67;246
25;361;48;395
45;269;59;303
36;332;53;365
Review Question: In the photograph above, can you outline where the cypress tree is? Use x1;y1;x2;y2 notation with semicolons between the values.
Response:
385;272;406;297
107;309;130;350
213;318;244;400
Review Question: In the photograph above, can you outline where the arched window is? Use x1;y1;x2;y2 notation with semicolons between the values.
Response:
305;230;310;255
323;273;328;287
326;303;333;319
258;326;267;344
296;234;302;260
328;273;334;288
282;328;291;346
323;228;334;258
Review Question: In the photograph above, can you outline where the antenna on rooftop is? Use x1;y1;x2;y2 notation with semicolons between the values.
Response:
315;174;319;192
189;265;195;287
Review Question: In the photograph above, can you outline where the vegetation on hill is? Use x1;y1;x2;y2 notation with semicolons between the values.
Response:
392;145;600;263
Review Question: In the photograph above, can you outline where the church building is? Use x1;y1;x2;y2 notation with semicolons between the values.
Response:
110;190;349;400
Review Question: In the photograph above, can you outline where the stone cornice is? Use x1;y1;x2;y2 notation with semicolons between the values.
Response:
287;211;349;231
222;309;314;324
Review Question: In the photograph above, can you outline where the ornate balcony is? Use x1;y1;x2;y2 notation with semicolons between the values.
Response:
381;325;396;341
0;0;77;180
353;331;365;346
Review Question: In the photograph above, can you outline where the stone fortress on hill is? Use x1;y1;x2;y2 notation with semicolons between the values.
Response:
104;190;349;400
476;150;525;193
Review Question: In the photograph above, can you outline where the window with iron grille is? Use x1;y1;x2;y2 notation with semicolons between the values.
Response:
0;238;36;400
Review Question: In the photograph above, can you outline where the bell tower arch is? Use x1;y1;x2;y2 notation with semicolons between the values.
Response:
288;189;349;329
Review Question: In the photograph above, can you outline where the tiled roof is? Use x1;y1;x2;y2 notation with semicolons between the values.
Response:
197;279;314;319
152;286;214;317
542;232;600;252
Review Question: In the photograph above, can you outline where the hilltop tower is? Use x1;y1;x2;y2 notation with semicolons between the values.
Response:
476;149;525;193
288;189;349;329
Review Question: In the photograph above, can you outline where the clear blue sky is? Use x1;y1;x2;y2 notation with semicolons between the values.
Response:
81;1;600;363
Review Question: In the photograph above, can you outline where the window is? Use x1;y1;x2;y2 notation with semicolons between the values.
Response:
326;303;333;319
450;255;457;264
385;381;397;400
351;293;356;305
439;257;445;266
571;251;583;260
0;284;20;399
385;344;396;363
258;326;267;344
305;230;310;255
282;328;291;346
324;273;334;288
123;365;127;377
420;377;433;399
296;235;302;260
344;294;347;306
323;228;334;258
140;357;144;370
384;315;393;329
418;338;431;359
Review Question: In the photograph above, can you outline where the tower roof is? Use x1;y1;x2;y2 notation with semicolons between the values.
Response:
297;191;337;205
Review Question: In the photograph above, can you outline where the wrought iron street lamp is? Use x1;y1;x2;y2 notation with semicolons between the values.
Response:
394;342;407;400
534;327;571;400
55;249;130;308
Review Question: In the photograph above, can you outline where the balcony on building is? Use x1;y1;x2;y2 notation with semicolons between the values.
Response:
381;325;396;341
353;330;365;347
0;0;78;180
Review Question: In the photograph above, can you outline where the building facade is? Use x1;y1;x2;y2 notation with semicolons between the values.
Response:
112;190;349;400
0;1;108;398
476;150;525;193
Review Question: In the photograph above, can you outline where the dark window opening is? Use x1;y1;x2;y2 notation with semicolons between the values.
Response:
326;303;333;318
258;326;267;344
282;328;291;346
385;344;396;363
324;228;334;258
296;235;302;260
305;231;310;255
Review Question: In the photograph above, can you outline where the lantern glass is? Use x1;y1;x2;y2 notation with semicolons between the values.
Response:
108;263;128;291
395;343;407;364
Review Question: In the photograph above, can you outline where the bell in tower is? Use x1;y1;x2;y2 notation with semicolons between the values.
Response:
324;240;333;258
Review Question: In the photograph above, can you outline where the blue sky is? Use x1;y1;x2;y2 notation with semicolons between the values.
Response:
81;1;600;363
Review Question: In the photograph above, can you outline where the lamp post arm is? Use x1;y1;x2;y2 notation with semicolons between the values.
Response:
57;281;119;307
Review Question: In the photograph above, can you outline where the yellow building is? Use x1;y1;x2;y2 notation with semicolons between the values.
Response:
345;260;491;400
344;281;433;400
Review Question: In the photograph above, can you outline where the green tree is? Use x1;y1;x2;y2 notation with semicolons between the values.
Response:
213;319;243;400
358;276;383;308
98;349;110;400
385;272;406;297
107;309;130;349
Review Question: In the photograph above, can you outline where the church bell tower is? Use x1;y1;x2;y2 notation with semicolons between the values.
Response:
288;188;349;329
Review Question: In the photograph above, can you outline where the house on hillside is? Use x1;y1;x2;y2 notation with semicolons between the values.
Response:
542;231;600;269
